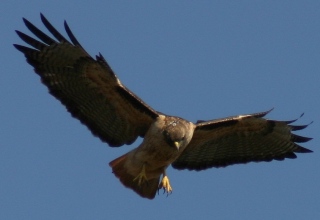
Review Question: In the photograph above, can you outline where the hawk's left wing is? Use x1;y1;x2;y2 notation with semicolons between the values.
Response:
172;109;312;171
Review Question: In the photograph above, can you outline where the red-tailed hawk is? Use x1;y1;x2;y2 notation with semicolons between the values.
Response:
14;14;313;199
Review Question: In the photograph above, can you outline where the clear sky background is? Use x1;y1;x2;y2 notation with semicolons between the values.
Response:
1;1;319;220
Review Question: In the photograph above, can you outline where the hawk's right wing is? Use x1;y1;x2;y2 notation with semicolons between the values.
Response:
14;13;159;147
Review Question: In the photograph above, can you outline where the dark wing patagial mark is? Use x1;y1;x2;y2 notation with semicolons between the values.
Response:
14;13;159;147
173;109;312;170
195;108;273;128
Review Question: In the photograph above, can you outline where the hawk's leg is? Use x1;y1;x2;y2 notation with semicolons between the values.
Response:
133;164;148;186
158;170;173;195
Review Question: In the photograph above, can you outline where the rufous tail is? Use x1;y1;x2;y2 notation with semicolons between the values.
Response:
109;153;159;199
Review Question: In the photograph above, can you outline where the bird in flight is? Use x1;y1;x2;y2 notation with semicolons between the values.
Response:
14;14;313;199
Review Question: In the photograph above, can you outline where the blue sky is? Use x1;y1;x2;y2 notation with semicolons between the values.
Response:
1;1;319;219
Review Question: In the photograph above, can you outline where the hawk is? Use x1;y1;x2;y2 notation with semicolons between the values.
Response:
14;14;313;199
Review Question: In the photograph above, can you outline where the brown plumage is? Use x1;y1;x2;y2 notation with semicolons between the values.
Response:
14;14;313;199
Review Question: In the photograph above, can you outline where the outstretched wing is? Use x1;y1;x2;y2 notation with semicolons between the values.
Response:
172;109;312;170
14;13;159;147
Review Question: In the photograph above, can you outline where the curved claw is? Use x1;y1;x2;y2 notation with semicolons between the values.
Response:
133;164;148;186
158;175;173;196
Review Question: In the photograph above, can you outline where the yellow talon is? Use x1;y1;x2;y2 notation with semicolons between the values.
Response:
133;164;148;186
158;175;173;195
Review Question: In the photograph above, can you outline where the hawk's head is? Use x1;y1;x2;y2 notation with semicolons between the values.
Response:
162;117;194;150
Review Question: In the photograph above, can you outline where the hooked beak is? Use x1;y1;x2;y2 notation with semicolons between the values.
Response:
174;141;181;150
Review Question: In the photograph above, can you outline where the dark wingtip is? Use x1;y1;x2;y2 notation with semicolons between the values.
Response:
22;17;29;26
254;107;274;118
294;146;313;153
15;30;23;37
40;12;45;20
22;17;35;29
40;13;48;26
282;113;305;124
267;107;275;114
64;20;83;48
290;121;313;131
13;44;27;52
13;43;20;50
291;134;313;143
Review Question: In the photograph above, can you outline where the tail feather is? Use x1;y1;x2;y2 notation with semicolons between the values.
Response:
109;154;160;199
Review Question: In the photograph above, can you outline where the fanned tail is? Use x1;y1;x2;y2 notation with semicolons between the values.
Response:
109;154;159;199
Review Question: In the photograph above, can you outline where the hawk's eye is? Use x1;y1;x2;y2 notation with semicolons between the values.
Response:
168;121;178;127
